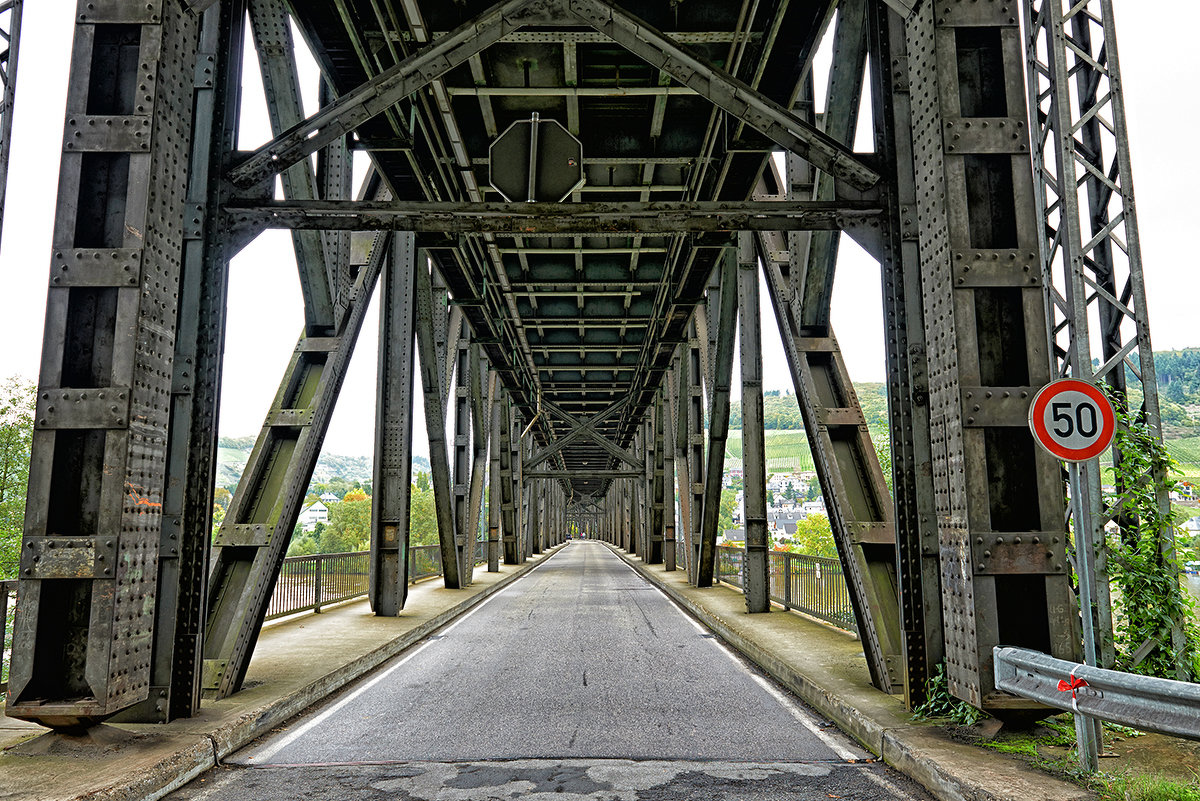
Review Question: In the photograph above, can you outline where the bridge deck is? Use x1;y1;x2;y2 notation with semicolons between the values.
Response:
169;541;928;799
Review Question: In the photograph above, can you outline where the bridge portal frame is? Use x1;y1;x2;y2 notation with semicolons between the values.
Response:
6;0;1166;731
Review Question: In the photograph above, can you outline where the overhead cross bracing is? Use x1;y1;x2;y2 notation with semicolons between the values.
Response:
7;0;1169;742
254;0;855;501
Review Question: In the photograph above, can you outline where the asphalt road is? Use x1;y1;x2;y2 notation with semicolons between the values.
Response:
170;541;932;800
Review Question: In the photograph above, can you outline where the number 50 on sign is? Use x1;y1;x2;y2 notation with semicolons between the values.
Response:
1028;378;1116;462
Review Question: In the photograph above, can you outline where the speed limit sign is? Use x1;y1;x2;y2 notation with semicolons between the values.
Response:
1028;378;1116;462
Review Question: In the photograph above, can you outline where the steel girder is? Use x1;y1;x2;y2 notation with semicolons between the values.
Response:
414;252;463;589
695;250;737;588
0;0;22;245
867;2;943;708
905;0;1076;713
370;233;418;616
738;232;770;614
202;226;390;698
8;0;206;728
1023;0;1181;677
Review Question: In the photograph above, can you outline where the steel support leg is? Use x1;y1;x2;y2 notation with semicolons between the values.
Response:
905;1;1075;711
10;1;207;727
414;256;462;589
696;251;738;588
488;379;502;571
451;320;472;584
738;232;770;613
649;391;665;564
498;393;520;565
370;233;417;616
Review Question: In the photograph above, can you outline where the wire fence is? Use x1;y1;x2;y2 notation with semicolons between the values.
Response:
1;579;14;694
266;542;487;620
716;546;857;634
0;544;490;690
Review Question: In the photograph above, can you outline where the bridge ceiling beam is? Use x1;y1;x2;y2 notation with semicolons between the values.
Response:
224;200;881;236
228;0;545;189
568;0;880;191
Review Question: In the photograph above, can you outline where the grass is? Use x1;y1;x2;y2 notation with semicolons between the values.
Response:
1096;774;1200;801
938;712;1200;801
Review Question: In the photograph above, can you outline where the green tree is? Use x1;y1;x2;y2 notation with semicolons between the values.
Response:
718;488;737;534
322;497;371;553
790;513;838;558
409;483;438;546
414;471;431;493
0;377;35;580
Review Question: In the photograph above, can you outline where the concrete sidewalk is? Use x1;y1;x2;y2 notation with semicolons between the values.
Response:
606;544;1095;801
0;547;563;801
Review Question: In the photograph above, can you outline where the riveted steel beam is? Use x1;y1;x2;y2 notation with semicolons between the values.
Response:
371;233;417;616
414;253;463;589
224;200;880;236
8;0;205;728
202;218;391;699
227;0;547;189
246;0;333;333
696;250;737;588
565;0;879;191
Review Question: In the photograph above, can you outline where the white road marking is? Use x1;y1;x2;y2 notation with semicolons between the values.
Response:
609;544;867;763
249;547;566;764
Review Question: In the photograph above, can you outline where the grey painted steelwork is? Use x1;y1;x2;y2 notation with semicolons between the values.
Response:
905;0;1077;712
0;0;21;247
10;0;1165;729
868;2;944;709
371;233;418;616
994;646;1200;741
8;0;205;728
1023;0;1180;678
738;231;769;614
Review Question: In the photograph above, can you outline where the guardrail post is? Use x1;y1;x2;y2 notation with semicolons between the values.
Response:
313;555;323;613
784;555;793;610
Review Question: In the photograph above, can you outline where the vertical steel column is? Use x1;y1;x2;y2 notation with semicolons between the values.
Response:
370;233;417;616
686;325;705;582
466;349;491;566
514;407;528;562
8;0;203;728
869;2;945;708
649;391;666;565
118;0;244;724
905;0;1075;712
451;321;473;584
0;0;22;245
663;368;678;572
1024;0;1176;676
738;232;770;613
487;379;502;571
696;251;738;588
498;392;520;564
414;256;462;589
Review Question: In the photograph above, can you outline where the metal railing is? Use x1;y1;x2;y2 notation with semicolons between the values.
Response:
1;579;14;694
266;542;489;620
716;546;857;634
994;646;1200;741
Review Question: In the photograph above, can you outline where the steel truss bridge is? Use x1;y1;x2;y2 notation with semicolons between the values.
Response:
4;0;1172;731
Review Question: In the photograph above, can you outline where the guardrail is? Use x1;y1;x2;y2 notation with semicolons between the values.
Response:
993;646;1200;740
266;542;488;620
716;546;857;634
1;579;14;694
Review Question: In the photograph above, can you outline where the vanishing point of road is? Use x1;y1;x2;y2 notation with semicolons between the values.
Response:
169;541;932;800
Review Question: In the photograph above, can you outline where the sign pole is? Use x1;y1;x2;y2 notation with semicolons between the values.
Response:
1068;459;1102;772
1028;377;1116;771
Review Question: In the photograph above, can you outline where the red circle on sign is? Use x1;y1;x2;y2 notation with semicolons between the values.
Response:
1028;379;1116;462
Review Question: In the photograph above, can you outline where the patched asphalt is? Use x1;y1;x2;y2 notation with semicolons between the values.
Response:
169;541;932;799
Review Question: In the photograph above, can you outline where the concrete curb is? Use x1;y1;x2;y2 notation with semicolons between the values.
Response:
606;544;1093;801
7;547;564;801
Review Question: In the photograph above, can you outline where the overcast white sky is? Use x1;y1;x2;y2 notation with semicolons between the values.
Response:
0;3;1195;459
